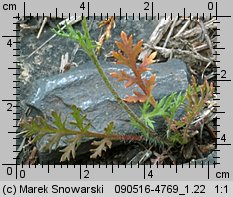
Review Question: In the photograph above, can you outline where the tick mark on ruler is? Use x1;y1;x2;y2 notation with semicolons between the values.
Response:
13;14;20;20
2;35;20;38
119;8;122;20
183;8;186;20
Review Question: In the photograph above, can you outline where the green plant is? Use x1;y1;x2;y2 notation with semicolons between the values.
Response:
20;105;143;161
21;18;215;162
131;92;185;146
139;92;186;130
170;76;214;142
134;76;214;145
20;18;163;162
53;18;157;139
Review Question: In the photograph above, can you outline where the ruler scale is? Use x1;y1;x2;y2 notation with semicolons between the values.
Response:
0;0;232;196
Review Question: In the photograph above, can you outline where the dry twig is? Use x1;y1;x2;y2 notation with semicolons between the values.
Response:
139;17;172;60
198;19;215;57
174;19;192;38
145;44;213;63
175;19;217;39
163;17;178;48
37;17;48;39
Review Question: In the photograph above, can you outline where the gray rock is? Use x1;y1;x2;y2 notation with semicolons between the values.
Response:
185;151;217;165
26;59;189;163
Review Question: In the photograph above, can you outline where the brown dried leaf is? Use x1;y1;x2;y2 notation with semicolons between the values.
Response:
112;51;129;65
110;70;137;88
125;77;137;88
124;92;147;103
90;138;112;159
96;16;115;54
110;70;130;81
113;31;143;69
171;76;214;141
144;74;156;94
111;31;157;106
138;52;157;75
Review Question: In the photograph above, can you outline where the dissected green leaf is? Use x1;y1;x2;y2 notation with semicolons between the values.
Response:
137;92;186;130
20;105;92;161
167;132;186;145
51;111;67;130
70;105;91;133
168;76;214;143
21;105;127;161
52;18;96;56
104;122;114;135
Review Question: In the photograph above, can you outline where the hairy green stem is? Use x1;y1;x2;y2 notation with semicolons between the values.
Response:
81;18;165;143
29;126;144;142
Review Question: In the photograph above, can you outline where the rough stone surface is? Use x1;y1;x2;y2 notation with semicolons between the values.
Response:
185;151;217;165
17;17;160;147
26;59;189;163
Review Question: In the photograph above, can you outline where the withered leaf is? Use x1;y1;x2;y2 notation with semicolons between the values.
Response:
90;138;112;159
60;134;82;162
111;31;157;106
